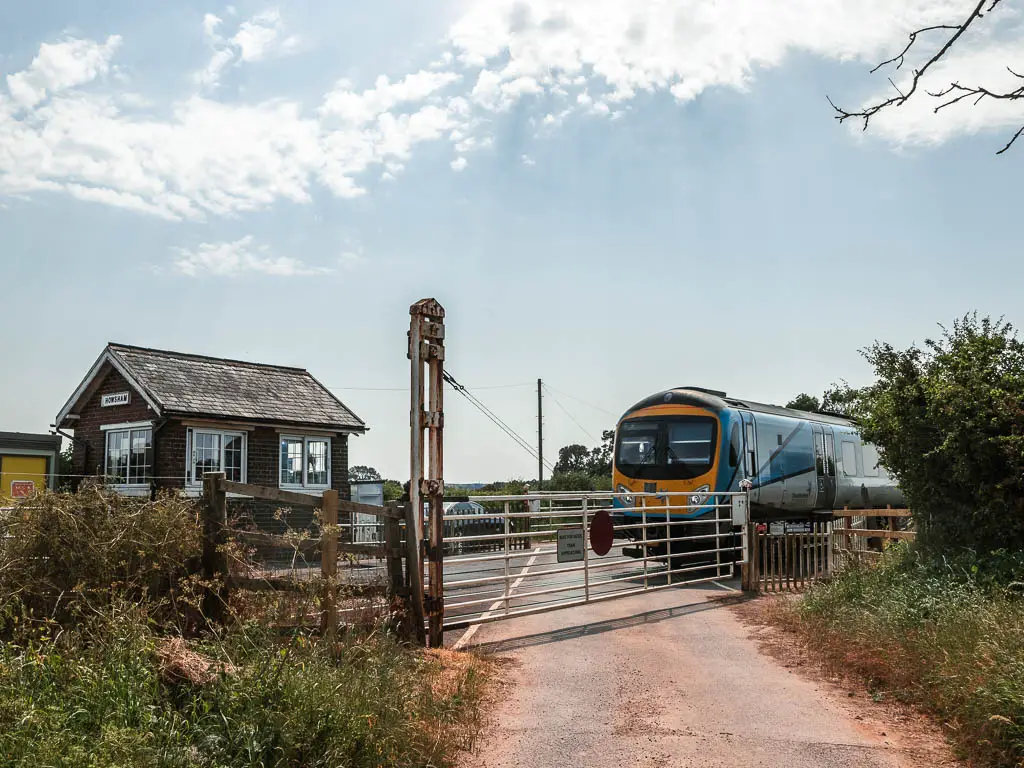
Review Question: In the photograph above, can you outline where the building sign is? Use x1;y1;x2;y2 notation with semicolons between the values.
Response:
10;480;35;498
101;392;130;407
557;527;585;563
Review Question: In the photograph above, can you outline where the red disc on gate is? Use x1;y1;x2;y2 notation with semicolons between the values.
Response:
590;509;614;556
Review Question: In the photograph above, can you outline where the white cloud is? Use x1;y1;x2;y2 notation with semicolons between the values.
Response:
196;7;300;88
173;236;333;277
6;36;121;108
3;1;1022;221
320;70;462;125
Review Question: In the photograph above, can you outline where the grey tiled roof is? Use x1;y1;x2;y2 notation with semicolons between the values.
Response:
108;344;365;431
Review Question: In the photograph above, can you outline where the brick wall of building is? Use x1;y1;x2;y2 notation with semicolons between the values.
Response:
70;365;158;483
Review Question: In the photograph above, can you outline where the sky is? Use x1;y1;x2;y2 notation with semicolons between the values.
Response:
2;0;1023;482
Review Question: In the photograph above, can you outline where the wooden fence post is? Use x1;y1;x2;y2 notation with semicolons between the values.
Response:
385;503;406;598
201;472;229;626
321;489;339;637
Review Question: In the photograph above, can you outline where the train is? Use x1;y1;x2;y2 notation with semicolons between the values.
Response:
611;387;904;560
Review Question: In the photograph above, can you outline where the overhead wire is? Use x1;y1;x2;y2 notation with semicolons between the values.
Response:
335;382;533;392
543;384;601;444
443;370;555;473
541;383;620;419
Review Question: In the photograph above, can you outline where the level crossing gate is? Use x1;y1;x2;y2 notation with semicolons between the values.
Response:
435;491;750;632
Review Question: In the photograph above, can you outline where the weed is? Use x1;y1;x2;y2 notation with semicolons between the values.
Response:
790;546;1024;767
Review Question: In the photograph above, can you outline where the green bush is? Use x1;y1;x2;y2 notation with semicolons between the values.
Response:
852;314;1024;558
798;548;1024;767
0;606;486;768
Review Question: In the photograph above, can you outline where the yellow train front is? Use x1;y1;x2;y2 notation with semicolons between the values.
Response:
611;387;737;567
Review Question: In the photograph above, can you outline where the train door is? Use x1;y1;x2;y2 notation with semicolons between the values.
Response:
815;425;837;510
740;411;758;504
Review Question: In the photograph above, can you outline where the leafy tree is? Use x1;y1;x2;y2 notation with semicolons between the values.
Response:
586;430;615;476
553;444;591;474
551;429;615;481
349;465;382;482
786;393;822;412
821;382;859;418
854;314;1024;557
383;480;404;503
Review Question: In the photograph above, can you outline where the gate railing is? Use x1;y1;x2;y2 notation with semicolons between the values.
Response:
437;491;749;632
742;508;915;592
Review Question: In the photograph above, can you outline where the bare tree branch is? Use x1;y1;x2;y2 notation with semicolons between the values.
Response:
828;0;1024;154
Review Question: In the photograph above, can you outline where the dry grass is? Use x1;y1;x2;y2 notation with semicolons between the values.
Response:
758;550;1024;768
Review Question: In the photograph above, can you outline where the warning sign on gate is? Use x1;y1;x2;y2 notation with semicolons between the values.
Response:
557;527;585;563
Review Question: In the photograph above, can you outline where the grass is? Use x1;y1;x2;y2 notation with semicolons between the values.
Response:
0;605;490;768
0;491;491;768
780;546;1024;767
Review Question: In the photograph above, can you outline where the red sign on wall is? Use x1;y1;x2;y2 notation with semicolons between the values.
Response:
10;481;35;498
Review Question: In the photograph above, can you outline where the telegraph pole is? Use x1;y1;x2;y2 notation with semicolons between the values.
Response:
537;378;543;491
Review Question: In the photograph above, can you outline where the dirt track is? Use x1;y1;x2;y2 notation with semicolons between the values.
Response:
457;584;958;768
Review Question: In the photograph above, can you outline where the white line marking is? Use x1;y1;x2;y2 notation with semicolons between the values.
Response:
452;547;542;651
711;580;739;592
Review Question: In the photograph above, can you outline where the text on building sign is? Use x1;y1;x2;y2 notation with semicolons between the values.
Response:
101;392;131;407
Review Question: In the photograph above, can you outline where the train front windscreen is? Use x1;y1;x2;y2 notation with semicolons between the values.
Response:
615;416;717;480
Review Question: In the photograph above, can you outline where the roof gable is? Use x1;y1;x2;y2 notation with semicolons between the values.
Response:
59;344;366;432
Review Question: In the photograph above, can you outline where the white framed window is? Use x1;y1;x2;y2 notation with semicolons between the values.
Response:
279;436;331;490
187;428;246;485
104;424;153;487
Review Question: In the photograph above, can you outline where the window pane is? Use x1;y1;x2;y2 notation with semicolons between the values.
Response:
281;439;303;485
128;429;153;485
841;441;858;477
106;430;129;484
862;444;880;478
667;421;713;465
223;435;244;482
307;439;328;486
194;432;221;482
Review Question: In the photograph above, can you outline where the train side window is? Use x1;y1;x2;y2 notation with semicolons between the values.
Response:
814;433;825;475
824;435;835;476
863;444;880;477
729;423;740;467
744;423;756;476
841;441;859;477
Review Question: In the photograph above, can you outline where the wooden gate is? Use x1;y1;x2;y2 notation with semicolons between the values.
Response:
743;521;831;592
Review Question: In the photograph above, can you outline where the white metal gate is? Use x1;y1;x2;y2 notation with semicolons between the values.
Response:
438;491;748;631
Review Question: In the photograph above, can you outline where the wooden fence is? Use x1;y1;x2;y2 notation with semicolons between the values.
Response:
743;521;831;592
743;509;915;593
201;473;407;635
831;507;915;571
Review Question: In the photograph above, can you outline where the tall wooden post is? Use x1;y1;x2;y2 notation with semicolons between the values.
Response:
321;489;339;637
407;308;428;646
408;299;446;646
425;307;445;648
201;471;229;626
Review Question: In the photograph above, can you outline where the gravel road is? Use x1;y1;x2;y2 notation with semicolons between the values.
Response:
456;583;939;768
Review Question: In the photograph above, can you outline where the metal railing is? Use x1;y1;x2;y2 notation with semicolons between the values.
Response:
437;491;748;631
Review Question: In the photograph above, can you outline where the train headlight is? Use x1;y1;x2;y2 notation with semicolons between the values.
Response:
688;485;711;508
616;484;635;507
